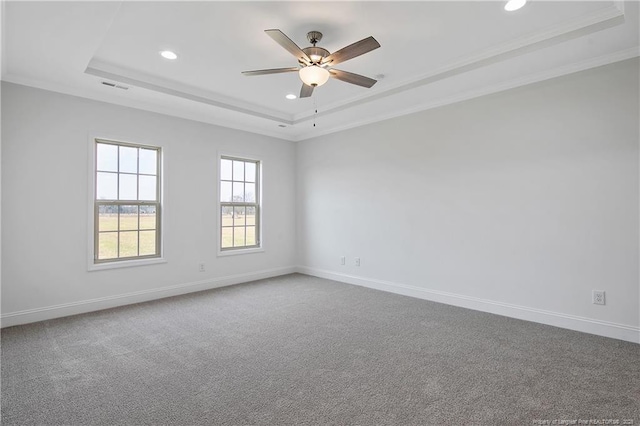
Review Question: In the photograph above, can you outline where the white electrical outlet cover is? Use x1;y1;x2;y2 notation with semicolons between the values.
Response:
592;290;605;305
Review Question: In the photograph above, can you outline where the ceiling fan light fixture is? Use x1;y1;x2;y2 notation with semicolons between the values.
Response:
299;65;330;87
242;29;380;98
504;0;527;11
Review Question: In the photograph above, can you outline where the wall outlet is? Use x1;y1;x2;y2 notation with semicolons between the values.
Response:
199;263;205;272
340;256;345;266
592;290;605;305
355;257;360;267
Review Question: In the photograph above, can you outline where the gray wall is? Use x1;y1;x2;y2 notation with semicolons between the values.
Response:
1;83;297;321
2;59;639;342
296;59;639;341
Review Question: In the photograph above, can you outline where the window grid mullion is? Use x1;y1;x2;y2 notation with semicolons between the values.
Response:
116;205;121;258
156;149;161;253
95;140;161;263
117;145;121;201
136;148;140;257
94;204;99;260
219;157;259;251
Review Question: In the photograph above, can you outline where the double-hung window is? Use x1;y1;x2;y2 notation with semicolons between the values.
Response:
220;156;260;251
94;139;161;263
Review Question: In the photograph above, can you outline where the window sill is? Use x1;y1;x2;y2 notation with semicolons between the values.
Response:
88;257;167;272
217;247;264;257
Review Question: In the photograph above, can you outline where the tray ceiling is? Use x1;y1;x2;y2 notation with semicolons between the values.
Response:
2;1;638;141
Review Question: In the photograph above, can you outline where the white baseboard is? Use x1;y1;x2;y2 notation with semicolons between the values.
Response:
0;266;296;328
296;266;640;344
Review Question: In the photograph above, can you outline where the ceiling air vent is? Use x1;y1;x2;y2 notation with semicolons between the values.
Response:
101;81;129;90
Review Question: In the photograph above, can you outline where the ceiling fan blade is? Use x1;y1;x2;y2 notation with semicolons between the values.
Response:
300;83;314;98
322;36;380;66
265;29;311;64
329;69;377;88
242;67;299;76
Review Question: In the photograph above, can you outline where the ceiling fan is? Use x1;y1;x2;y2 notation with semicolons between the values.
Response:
242;29;381;98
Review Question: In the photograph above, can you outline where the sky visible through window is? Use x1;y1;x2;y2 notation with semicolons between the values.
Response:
220;159;256;203
96;143;157;200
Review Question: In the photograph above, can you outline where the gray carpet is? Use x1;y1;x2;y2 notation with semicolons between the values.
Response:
1;273;638;425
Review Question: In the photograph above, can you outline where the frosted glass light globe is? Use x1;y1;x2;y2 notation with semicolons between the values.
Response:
299;65;330;87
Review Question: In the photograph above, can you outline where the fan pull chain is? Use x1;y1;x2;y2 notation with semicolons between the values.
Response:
313;99;317;127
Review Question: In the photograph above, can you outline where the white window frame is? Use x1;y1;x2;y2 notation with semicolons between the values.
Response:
88;136;166;271
217;153;263;257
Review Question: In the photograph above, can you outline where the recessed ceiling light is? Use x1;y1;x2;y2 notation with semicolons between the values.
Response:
160;50;178;60
504;0;527;11
285;94;297;100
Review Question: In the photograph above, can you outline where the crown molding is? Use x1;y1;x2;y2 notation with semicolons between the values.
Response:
5;45;637;144
85;59;294;124
292;2;626;124
2;2;634;143
0;73;298;141
79;3;626;131
293;47;640;142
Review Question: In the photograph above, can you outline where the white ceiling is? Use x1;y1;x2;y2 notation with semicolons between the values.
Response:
2;1;638;141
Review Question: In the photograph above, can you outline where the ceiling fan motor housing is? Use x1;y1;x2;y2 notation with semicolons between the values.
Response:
301;31;329;65
302;46;330;65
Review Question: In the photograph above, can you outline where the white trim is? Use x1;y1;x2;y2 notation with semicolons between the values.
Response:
217;248;264;257
85;59;292;124
0;266;296;328
296;266;640;344
2;2;630;143
80;4;625;129
0;75;298;142
88;257;167;272
3;47;636;145
87;134;96;269
293;2;626;124
292;47;640;142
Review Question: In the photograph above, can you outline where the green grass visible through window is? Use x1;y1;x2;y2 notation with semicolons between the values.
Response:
97;214;157;259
